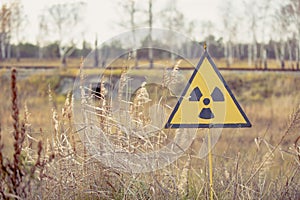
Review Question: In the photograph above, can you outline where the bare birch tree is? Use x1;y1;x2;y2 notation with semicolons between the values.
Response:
0;3;11;60
273;5;291;69
243;0;260;68
160;0;185;63
10;0;26;62
37;14;48;60
118;0;140;67
282;0;300;69
43;2;86;67
148;0;153;68
257;0;273;69
220;0;238;67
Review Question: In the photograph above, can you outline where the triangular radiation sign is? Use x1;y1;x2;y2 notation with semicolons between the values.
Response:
165;50;251;128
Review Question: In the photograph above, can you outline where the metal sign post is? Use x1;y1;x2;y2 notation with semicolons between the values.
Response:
165;43;251;199
207;129;214;199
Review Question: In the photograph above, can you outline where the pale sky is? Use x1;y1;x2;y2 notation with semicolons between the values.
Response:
3;0;281;45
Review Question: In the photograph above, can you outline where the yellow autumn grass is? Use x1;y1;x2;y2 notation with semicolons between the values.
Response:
0;57;294;70
0;65;299;199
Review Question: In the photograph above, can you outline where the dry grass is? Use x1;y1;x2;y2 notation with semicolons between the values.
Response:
0;58;82;68
0;57;297;70
0;66;299;199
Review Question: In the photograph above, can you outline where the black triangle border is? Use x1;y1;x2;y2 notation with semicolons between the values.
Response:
164;49;252;128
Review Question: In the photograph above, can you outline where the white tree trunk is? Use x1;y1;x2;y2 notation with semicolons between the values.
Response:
7;43;11;60
94;37;99;67
224;42;229;67
228;42;233;66
235;44;241;60
297;39;300;70
16;45;20;62
253;42;258;68
287;41;293;69
263;47;267;69
273;43;280;66
259;43;264;68
38;46;43;60
0;34;6;60
130;1;138;68
248;43;252;67
148;0;153;68
280;41;285;69
241;44;245;59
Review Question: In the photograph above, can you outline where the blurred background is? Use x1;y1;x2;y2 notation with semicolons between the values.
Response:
0;0;299;69
0;1;299;199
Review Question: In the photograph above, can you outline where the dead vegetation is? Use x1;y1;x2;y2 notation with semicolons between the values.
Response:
0;67;299;199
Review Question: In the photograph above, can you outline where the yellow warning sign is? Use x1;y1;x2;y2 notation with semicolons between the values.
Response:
165;50;251;128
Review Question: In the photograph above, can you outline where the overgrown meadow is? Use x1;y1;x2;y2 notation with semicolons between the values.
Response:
0;64;299;199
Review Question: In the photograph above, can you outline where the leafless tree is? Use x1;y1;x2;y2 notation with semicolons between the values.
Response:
243;0;260;68
0;3;11;60
160;0;185;62
118;0;140;67
37;14;48;60
43;2;86;67
273;3;291;69
148;0;153;68
220;0;238;67
199;21;214;45
185;21;196;58
281;0;300;69
117;0;195;68
0;0;26;61
160;0;184;30
94;35;99;67
257;0;273;69
10;0;26;62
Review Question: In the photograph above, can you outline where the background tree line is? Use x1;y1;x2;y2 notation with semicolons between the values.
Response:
0;0;299;69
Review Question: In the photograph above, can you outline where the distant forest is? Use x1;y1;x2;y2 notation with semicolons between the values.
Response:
1;0;300;69
4;35;299;69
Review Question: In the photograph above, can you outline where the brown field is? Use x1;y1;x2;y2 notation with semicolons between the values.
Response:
0;57;298;70
0;65;299;199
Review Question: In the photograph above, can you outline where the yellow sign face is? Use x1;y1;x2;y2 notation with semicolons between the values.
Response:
165;51;251;128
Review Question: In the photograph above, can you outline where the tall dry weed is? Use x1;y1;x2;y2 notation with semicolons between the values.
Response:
0;69;53;199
